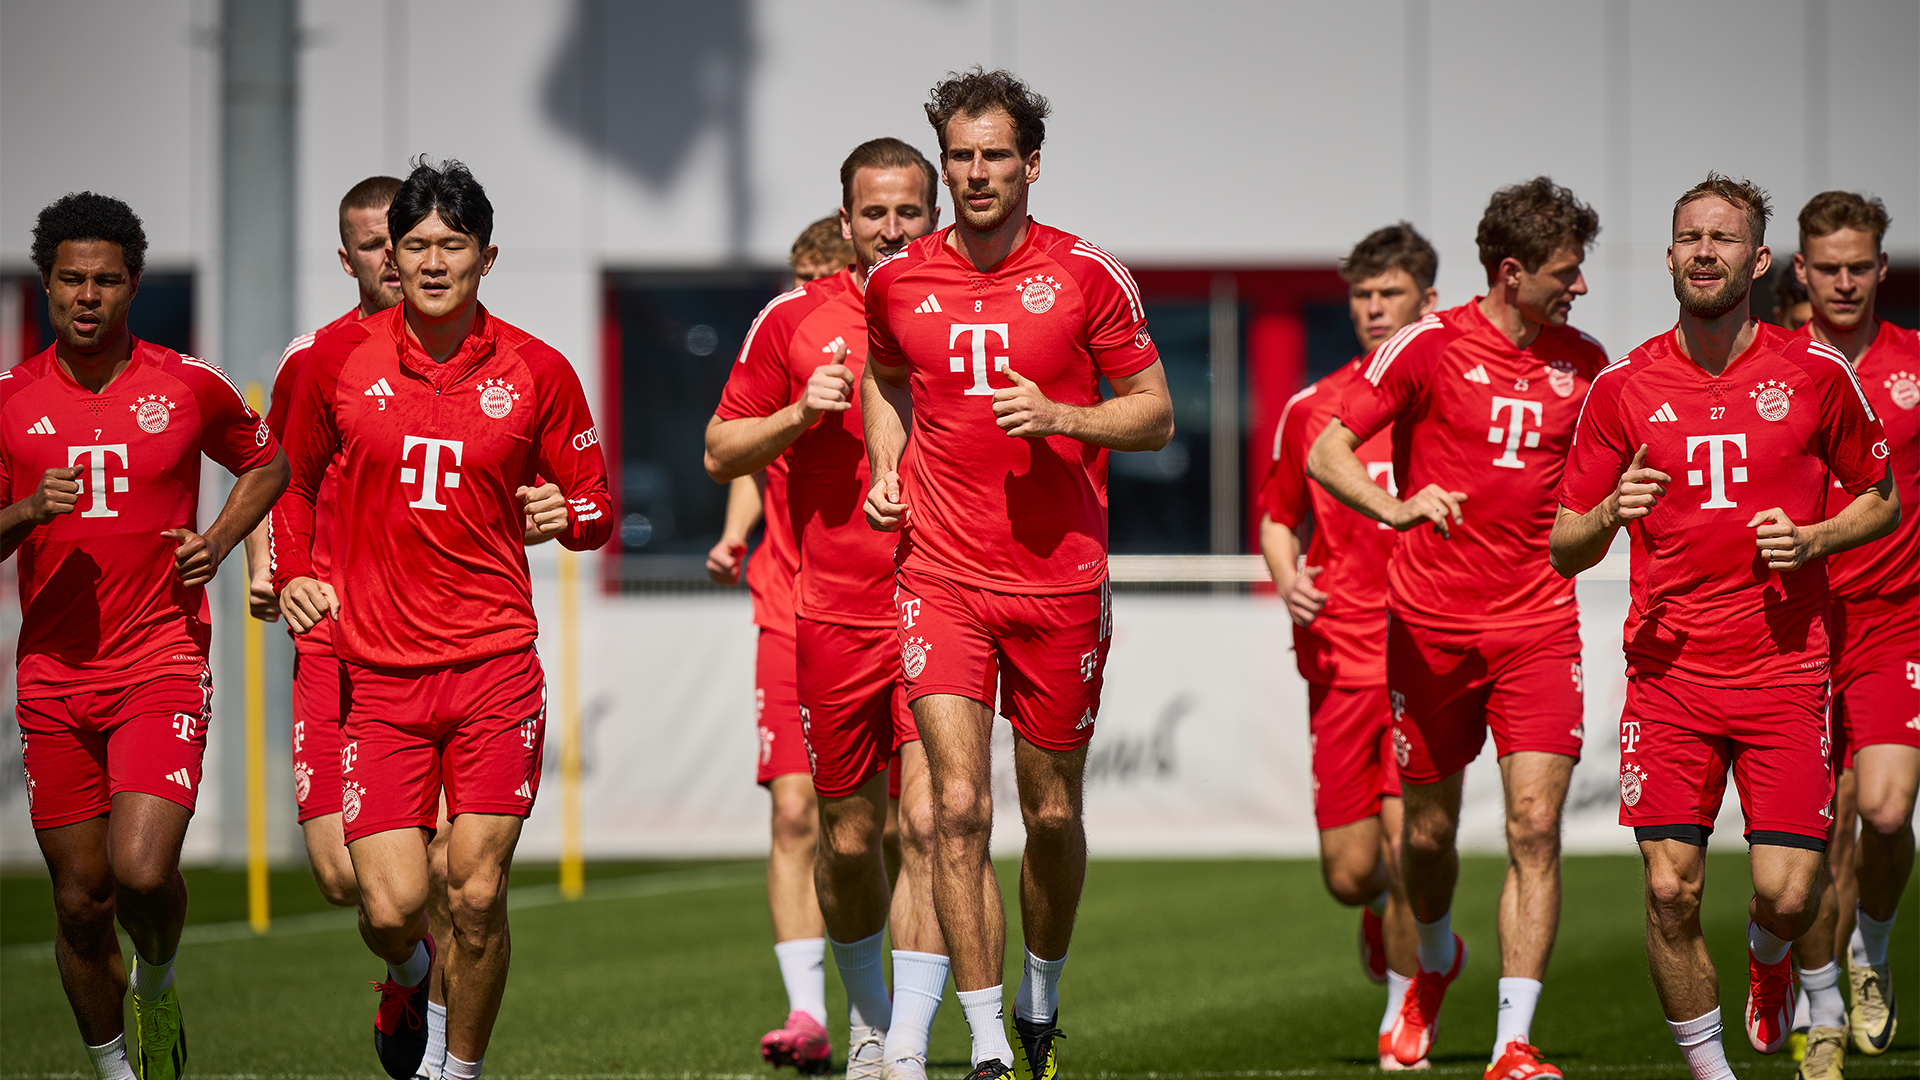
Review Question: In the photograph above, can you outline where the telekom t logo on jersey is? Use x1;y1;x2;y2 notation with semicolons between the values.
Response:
950;324;1010;396
1685;433;1748;509
68;444;131;518
1487;398;1543;469
400;436;463;510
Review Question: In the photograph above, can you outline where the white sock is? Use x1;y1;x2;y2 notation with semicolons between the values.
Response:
1747;919;1789;965
443;1053;482;1080
957;985;1014;1068
130;949;175;1000
1492;977;1542;1058
1381;969;1412;1036
83;1034;137;1080
1415;913;1455;974
1014;948;1066;1023
1791;986;1811;1034
1667;1008;1735;1080
884;951;949;1065
390;939;431;988
1854;906;1896;968
1367;891;1388;917
775;937;829;1027
425;1000;448;1078
1798;960;1844;1029
830;931;893;1033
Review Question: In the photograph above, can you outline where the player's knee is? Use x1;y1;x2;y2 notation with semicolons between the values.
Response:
1858;797;1915;839
896;798;937;861
1643;866;1701;926
1019;796;1080;845
1322;863;1377;907
315;865;361;909
446;877;507;935
1404;812;1455;857
1506;813;1563;866
52;876;116;935
933;777;991;839
111;858;178;901
771;795;819;851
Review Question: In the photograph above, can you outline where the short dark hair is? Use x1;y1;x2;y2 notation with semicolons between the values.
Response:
790;215;853;272
840;137;938;212
1673;172;1770;247
31;192;147;279
1798;190;1891;253
339;175;403;247
390;157;494;249
1476;177;1600;279
1772;265;1808;308
1343;223;1439;291
925;67;1049;159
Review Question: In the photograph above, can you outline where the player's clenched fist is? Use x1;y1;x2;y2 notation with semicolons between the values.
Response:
991;368;1066;437
160;527;228;588
1388;484;1468;538
1748;508;1811;571
706;536;747;585
279;575;339;633
25;466;82;522
1284;564;1330;628
800;343;854;424
865;469;907;532
1609;444;1669;524
518;482;567;539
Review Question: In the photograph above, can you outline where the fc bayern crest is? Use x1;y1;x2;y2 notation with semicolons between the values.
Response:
1750;379;1793;421
477;377;519;419
1018;275;1059;314
1545;361;1577;398
1620;763;1647;807
132;393;176;434
1887;371;1919;410
901;636;932;679
1392;726;1411;768
293;762;312;805
342;781;364;823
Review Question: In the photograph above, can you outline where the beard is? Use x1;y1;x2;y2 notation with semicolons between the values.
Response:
1673;258;1753;318
955;187;1019;234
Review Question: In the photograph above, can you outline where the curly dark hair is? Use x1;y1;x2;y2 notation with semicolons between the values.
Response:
31;192;148;279
1343;222;1439;290
1476;177;1600;279
390;156;494;249
924;67;1050;159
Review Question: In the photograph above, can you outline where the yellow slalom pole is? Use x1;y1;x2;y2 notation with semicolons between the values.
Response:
243;383;270;933
557;546;584;899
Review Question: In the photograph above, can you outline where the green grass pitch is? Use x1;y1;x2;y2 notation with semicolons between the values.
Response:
2;855;1913;1078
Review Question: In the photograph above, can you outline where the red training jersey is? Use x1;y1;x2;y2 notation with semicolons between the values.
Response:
0;339;279;697
271;304;613;668
1557;324;1888;684
719;269;893;627
266;307;360;655
1262;355;1396;687
865;220;1160;593
744;455;798;633
1805;320;1919;603
1339;300;1606;629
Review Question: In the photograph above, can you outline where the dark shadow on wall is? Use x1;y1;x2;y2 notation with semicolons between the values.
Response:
541;0;756;258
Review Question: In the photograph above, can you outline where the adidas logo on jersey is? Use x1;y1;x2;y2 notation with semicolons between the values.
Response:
26;416;55;435
365;377;395;397
821;336;846;354
166;768;193;790
515;781;534;799
914;294;943;314
1463;364;1491;384
1648;402;1678;422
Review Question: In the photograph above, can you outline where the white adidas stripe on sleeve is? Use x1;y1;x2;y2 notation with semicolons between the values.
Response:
1070;242;1144;321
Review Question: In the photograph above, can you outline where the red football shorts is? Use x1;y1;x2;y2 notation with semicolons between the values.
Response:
291;651;349;822
1387;615;1585;785
797;617;918;799
894;569;1111;752
1617;675;1833;843
17;666;213;829
756;627;809;785
339;648;546;844
1831;594;1920;769
1308;683;1401;830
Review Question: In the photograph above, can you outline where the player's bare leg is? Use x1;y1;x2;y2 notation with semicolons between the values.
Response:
885;741;952;1079
816;772;894;1077
762;772;829;1072
1639;839;1734;1078
1378;797;1418;977
1849;744;1918;1054
1829;769;1861;957
916;693;1014;1070
350;827;437;1078
1789;858;1844;1066
884;795;904;891
1488;751;1571;1061
422;812;454;1080
1400;772;1463;925
438;813;524;1065
1324;802;1418;1062
303;812;361;907
1013;731;1088;994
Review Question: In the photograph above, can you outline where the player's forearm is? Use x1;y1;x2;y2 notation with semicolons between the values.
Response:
205;452;291;568
1548;503;1619;578
704;409;809;484
720;473;764;542
0;501;41;560
243;519;272;580
861;364;912;477
1805;477;1900;561
1057;390;1174;452
1258;515;1300;595
1306;423;1398;524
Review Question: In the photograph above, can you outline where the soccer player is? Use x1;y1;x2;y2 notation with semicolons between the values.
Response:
1550;173;1896;1080
1792;190;1917;1064
861;69;1174;1080
1259;223;1436;1070
708;139;951;1080
2;192;288;1080
1308;178;1606;1078
1772;268;1812;331
272;160;613;1080
704;214;856;1076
